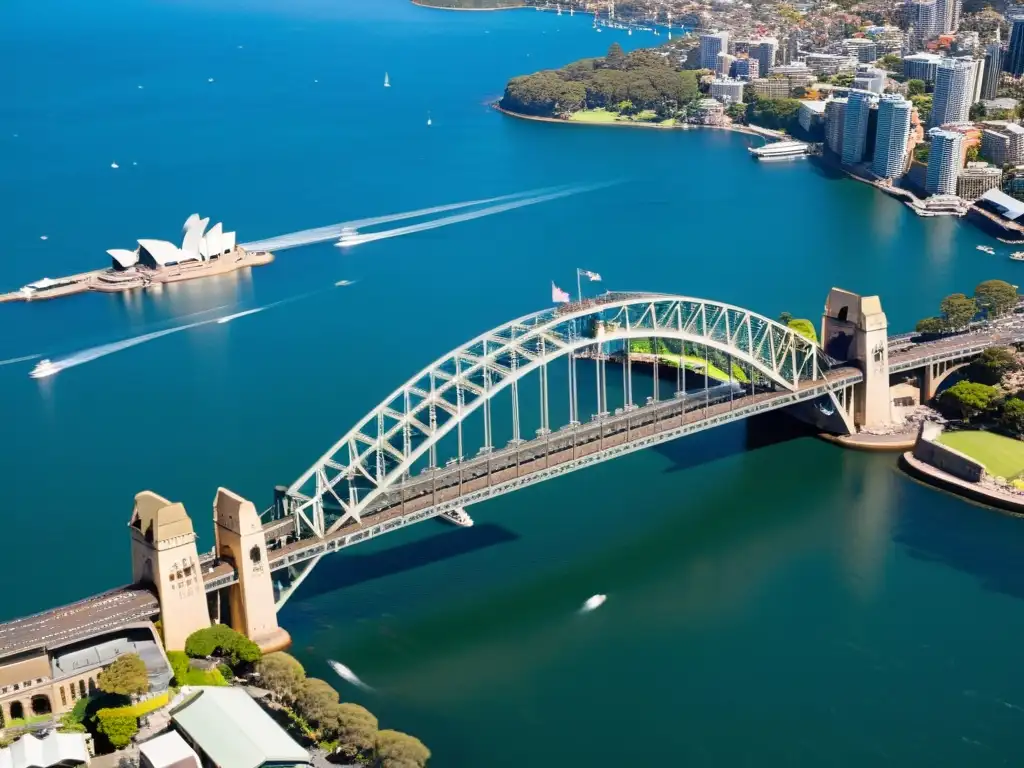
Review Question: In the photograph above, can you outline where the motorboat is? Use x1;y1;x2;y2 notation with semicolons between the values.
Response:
334;279;354;287
30;359;59;379
384;72;390;88
581;594;607;612
337;228;361;247
440;508;473;527
977;245;996;255
1011;252;1024;261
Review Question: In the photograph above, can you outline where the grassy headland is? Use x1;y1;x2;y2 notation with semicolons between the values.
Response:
938;431;1024;481
499;43;701;122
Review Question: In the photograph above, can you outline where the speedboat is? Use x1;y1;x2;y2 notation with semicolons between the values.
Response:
30;359;59;379
581;594;607;612
334;279;353;287
977;245;996;255
336;228;361;247
440;508;473;527
1011;252;1024;261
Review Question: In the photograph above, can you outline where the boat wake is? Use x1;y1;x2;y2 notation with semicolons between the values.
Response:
30;283;347;378
0;353;42;368
240;186;567;252
328;659;374;692
336;182;613;248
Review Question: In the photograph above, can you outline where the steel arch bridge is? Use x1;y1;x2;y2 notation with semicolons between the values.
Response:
280;292;835;541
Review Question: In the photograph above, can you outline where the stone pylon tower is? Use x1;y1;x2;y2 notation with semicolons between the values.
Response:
213;488;291;653
821;288;892;430
129;491;211;651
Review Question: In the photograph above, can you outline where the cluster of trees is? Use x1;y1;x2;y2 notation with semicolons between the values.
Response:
938;347;1024;435
744;96;803;133
500;43;699;118
915;279;1018;334
258;653;430;768
184;624;261;668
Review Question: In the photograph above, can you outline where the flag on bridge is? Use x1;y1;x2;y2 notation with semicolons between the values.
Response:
578;269;602;282
552;282;571;303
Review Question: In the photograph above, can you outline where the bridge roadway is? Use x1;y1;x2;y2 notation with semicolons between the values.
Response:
4;323;1022;657
210;365;865;586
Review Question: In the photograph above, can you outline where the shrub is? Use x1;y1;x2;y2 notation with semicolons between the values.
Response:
374;729;431;768
294;678;339;726
167;651;190;687
217;664;234;682
257;653;306;704
94;709;138;749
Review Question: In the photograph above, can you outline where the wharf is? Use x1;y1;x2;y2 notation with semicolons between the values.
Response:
0;248;275;304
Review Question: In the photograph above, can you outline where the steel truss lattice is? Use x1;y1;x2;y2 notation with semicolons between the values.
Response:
285;292;831;537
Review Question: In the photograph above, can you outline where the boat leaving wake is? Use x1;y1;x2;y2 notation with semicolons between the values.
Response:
336;182;614;248
240;186;568;252
328;659;373;692
579;594;607;613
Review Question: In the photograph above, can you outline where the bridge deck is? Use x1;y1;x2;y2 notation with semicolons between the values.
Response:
0;587;158;659
222;366;862;586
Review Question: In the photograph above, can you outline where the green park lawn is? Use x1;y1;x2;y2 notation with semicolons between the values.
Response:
568;109;620;123
938;431;1024;480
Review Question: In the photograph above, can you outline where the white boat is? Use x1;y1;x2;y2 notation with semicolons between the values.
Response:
581;594;607;612
977;245;996;255
440;508;473;527
426;113;432;126
384;72;390;88
337;229;362;247
1011;252;1024;261
628;27;632;35
748;140;810;159
335;279;353;287
30;359;59;379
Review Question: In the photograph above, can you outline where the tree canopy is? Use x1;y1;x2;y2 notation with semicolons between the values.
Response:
940;293;978;330
745;96;803;132
97;654;149;699
184;625;261;667
787;318;818;344
939;380;1001;421
323;703;379;757
500;45;699;118
1001;397;1024;434
974;279;1018;316
969;346;1019;384
258;652;306;704
374;729;432;768
94;709;138;749
906;79;926;96
295;678;340;727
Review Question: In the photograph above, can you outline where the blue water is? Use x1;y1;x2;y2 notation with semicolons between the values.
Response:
3;0;1024;764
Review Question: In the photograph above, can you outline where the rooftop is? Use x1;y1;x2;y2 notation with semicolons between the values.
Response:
0;733;89;768
171;687;309;768
977;189;1024;221
139;732;200;768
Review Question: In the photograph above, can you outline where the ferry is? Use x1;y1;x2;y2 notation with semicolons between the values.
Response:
977;245;996;255
1011;252;1024;261
29;359;60;379
748;140;810;160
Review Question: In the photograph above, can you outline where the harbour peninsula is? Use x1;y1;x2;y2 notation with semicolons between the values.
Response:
0;214;274;304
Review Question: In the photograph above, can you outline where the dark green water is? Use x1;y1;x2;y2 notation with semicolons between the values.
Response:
3;0;1024;764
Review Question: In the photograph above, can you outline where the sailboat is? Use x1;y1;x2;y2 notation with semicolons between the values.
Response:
384;72;390;88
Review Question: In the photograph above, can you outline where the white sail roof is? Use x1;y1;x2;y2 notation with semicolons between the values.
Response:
182;216;209;259
138;239;185;266
107;248;139;268
182;213;201;235
222;231;236;253
201;222;224;258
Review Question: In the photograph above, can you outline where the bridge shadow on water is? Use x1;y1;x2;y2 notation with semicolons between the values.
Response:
653;410;820;474
287;523;520;603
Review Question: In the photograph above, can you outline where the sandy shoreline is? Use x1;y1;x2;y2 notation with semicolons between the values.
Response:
491;102;777;141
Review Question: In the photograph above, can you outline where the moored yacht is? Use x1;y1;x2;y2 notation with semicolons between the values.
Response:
1011;252;1024;261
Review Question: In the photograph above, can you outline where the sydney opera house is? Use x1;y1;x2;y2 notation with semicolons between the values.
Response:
107;214;238;271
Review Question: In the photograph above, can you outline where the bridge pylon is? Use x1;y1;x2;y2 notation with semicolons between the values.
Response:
821;288;893;430
213;488;291;654
129;491;211;651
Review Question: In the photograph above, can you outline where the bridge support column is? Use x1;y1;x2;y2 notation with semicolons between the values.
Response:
129;491;211;651
213;488;292;654
821;288;893;431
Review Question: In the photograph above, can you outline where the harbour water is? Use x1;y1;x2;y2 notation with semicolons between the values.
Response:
3;0;1024;764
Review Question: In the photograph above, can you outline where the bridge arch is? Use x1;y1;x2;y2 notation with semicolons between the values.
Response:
285;293;831;537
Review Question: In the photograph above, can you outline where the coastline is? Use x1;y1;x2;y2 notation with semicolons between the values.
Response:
899;451;1024;516
492;102;778;141
410;0;528;10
